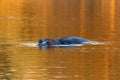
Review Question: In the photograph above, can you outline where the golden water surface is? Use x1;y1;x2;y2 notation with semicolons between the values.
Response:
0;0;120;80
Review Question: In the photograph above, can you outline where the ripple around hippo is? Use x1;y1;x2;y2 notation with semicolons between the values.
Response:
21;37;104;49
22;41;104;49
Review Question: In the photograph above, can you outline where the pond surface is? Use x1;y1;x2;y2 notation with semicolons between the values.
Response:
0;0;120;80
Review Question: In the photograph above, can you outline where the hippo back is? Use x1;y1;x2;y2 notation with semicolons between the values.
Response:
60;37;89;44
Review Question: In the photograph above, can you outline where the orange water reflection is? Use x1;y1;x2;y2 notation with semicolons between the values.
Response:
0;0;120;80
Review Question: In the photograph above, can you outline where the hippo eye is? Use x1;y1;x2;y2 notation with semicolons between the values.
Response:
39;40;43;43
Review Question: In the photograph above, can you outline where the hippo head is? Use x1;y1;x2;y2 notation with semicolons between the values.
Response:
38;38;56;48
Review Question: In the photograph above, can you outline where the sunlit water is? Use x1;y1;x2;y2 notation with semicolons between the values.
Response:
0;0;120;80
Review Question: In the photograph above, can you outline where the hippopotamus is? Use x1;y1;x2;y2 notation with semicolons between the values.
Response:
38;36;90;48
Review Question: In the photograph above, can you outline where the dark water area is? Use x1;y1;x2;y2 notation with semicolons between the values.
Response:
0;0;120;80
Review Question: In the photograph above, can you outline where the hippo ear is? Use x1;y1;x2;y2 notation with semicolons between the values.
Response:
39;39;43;43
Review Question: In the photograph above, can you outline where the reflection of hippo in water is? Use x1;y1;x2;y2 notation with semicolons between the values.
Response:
38;36;90;48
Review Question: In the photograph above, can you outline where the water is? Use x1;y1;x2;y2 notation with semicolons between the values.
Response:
0;0;120;80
